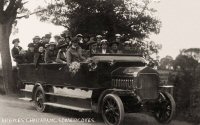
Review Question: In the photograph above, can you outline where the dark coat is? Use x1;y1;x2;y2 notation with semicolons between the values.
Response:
66;46;86;64
56;49;67;64
34;52;45;64
44;49;57;63
25;50;35;63
11;46;24;64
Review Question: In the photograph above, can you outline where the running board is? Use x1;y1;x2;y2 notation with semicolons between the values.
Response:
20;89;32;92
45;92;90;99
44;102;92;112
18;97;32;102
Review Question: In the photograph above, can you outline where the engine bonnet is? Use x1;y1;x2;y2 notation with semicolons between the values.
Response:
111;66;159;77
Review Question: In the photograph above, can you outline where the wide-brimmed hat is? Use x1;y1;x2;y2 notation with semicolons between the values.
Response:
96;35;102;38
12;38;20;44
33;36;40;40
115;34;121;38
101;39;108;45
28;43;35;48
124;40;132;45
76;34;83;37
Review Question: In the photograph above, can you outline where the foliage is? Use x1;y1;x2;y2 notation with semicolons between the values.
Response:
36;0;161;39
173;55;198;72
169;54;200;123
159;55;174;70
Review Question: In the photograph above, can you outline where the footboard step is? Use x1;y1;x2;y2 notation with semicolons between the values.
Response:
20;89;32;93
45;92;91;99
18;97;32;102
44;103;92;112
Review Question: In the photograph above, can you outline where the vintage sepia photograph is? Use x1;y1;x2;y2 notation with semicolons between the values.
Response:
0;0;200;125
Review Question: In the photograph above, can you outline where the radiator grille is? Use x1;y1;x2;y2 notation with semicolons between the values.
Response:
111;78;136;89
138;74;158;99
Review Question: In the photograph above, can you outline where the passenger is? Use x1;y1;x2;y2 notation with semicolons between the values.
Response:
60;30;71;45
110;41;122;54
42;34;51;48
25;43;35;63
113;34;123;49
54;35;61;46
122;41;132;54
44;42;57;63
87;41;98;56
32;36;42;52
11;38;25;64
66;38;86;64
96;35;102;50
79;35;90;50
56;43;68;64
98;39;110;54
34;46;45;64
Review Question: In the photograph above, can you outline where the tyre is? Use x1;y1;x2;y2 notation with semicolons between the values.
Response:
33;86;49;112
154;92;176;123
101;94;124;125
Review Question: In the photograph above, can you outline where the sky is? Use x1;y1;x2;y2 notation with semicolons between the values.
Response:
10;0;200;59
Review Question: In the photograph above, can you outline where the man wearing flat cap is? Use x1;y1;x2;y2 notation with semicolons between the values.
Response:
32;36;42;52
44;42;57;63
11;38;25;64
66;37;86;64
24;43;35;63
41;33;51;47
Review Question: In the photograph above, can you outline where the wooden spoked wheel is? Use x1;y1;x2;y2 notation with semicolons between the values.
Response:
154;92;176;123
34;86;49;112
102;94;124;125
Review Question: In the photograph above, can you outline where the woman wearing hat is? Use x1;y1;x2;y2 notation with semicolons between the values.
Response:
96;35;103;50
66;37;86;64
44;42;57;63
123;41;132;54
60;31;71;46
98;39;110;54
11;38;25;64
56;43;68;64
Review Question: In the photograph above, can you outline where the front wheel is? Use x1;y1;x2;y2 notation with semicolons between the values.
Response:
154;92;176;123
101;94;124;125
33;86;49;112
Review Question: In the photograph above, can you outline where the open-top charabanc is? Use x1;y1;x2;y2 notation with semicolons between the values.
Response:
18;53;175;125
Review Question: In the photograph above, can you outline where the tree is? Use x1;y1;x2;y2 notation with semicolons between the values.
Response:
36;0;161;39
0;0;29;94
159;55;174;70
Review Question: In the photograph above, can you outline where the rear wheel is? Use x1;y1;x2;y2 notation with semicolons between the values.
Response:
101;94;124;125
154;92;175;123
33;86;49;112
